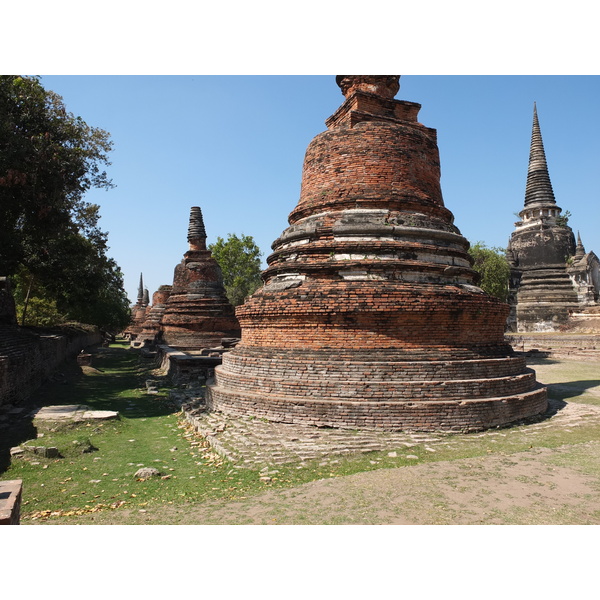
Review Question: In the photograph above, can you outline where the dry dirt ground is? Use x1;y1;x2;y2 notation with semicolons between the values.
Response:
80;441;596;525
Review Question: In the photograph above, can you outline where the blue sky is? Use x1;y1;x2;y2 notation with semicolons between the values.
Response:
38;75;600;304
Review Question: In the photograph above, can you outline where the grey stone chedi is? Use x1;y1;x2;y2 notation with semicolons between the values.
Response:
507;104;599;332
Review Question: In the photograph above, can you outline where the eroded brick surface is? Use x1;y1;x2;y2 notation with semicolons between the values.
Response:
207;76;548;431
159;207;240;349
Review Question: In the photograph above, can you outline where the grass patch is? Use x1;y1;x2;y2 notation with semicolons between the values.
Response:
1;343;270;521
528;358;600;406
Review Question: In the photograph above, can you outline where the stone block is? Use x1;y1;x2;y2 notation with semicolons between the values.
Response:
0;480;23;525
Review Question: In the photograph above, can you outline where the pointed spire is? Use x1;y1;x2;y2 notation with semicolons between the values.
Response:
143;288;150;306
137;273;144;302
187;206;207;250
524;103;556;208
575;231;586;258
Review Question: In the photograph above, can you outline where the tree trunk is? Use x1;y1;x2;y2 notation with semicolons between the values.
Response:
20;274;34;326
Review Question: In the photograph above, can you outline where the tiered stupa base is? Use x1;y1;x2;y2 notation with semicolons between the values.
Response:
208;282;547;432
209;353;546;433
514;268;580;331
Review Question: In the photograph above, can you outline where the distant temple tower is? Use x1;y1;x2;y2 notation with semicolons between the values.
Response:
159;206;240;349
506;104;599;332
124;273;149;340
207;76;547;432
133;284;172;347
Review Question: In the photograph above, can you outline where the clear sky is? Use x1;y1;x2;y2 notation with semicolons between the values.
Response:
38;75;600;304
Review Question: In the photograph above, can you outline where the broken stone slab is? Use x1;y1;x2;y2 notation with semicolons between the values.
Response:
33;405;119;421
0;480;22;525
80;410;119;420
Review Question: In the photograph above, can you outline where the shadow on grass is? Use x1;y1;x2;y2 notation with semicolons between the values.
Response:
545;380;600;403
0;345;177;474
523;355;563;366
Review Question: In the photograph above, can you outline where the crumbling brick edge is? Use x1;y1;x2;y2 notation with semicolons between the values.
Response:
0;479;22;525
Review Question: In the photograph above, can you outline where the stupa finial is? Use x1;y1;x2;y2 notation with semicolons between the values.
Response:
137;273;144;302
524;102;556;207
187;206;207;250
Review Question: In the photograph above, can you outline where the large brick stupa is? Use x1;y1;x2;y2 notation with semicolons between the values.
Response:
207;76;547;432
159;206;240;349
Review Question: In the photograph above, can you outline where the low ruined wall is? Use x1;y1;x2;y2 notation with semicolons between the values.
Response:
156;345;220;385
506;333;600;357
0;324;102;409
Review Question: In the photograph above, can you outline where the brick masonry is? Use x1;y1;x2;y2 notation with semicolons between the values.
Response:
159;206;240;349
207;76;548;432
0;480;22;525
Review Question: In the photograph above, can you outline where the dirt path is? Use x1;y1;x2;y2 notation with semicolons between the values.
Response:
55;440;600;525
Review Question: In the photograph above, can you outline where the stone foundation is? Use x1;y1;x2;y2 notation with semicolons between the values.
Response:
208;346;547;432
208;383;547;433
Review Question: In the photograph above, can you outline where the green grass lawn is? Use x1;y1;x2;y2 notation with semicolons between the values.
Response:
1;343;273;520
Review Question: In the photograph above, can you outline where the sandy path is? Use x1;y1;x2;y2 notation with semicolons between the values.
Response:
83;440;600;525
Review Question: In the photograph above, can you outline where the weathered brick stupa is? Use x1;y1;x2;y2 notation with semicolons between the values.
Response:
506;104;599;332
123;273;149;340
207;76;547;432
132;285;172;348
159;206;240;349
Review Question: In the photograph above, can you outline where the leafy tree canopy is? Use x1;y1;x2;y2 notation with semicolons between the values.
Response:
209;233;263;306
1;75;130;330
468;241;511;302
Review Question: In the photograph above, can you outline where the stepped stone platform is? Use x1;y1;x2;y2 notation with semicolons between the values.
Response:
178;389;600;468
506;334;600;360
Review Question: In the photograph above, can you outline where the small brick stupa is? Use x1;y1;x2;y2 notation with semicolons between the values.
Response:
207;76;547;432
507;104;600;332
160;206;240;350
124;273;149;340
133;285;172;347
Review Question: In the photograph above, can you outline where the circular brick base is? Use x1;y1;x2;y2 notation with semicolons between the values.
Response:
206;347;548;433
206;381;548;433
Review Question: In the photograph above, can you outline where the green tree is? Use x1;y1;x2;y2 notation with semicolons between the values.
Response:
1;75;130;330
209;234;263;306
468;242;511;302
555;210;571;227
